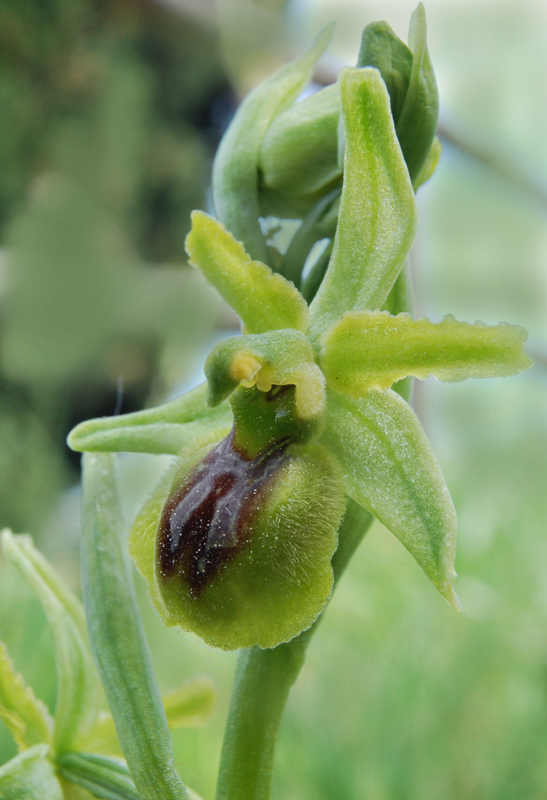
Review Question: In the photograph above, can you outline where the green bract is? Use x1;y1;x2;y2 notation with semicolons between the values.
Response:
0;529;215;798
68;6;533;652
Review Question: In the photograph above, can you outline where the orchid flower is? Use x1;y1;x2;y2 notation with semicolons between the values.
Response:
68;15;531;651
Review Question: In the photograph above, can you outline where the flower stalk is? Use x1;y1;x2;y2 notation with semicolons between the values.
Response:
215;500;373;800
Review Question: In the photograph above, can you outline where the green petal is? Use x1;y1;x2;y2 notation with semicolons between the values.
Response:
0;745;63;800
81;453;189;800
205;330;325;420
380;264;414;401
308;67;417;342
1;530;101;754
322;390;460;608
212;26;332;262
0;639;53;750
67;382;233;456
321;311;533;396
185;212;309;334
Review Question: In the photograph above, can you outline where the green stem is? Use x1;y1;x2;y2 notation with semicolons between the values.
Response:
81;453;189;800
215;499;373;800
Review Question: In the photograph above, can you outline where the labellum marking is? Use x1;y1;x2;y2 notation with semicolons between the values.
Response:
157;431;289;596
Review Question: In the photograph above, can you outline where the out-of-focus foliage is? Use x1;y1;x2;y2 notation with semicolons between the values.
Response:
0;0;229;257
0;0;231;536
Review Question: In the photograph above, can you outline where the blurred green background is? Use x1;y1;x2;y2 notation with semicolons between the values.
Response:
0;1;546;798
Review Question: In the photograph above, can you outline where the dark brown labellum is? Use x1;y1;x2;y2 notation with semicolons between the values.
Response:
157;431;288;596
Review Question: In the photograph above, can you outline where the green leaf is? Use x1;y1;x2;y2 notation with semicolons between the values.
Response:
81;453;189;800
307;67;417;342
68;382;232;456
56;752;140;800
0;639;53;750
396;3;439;183
0;744;63;800
185;212;309;334
1;530;101;754
212;26;332;262
322;389;460;608
320;311;534;397
205;330;325;420
85;676;217;755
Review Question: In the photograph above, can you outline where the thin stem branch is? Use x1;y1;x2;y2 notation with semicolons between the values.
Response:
214;499;374;800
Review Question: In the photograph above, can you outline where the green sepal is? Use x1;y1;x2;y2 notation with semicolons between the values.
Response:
185;211;309;334
205;329;324;422
308;67;417;341
56;752;140;800
320;311;533;397
68;383;232;456
212;26;332;262
0;530;101;754
258;84;342;217
81;453;189;800
321;389;460;609
130;438;346;651
0;745;63;800
84;676;217;755
0;639;53;750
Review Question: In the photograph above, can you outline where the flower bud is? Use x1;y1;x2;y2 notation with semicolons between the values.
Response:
129;385;346;651
259;84;342;218
259;4;438;218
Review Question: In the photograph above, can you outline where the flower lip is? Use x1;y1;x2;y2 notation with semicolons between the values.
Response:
157;430;290;597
